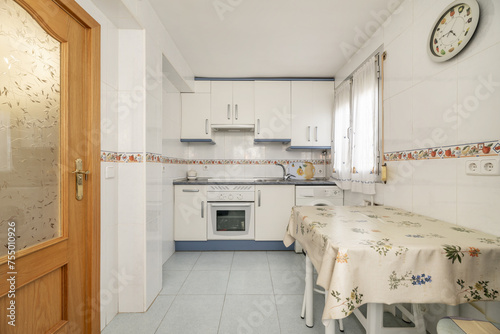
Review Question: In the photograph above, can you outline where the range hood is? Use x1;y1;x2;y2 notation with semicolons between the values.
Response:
211;124;255;131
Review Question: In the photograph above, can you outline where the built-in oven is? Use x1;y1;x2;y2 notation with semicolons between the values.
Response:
207;185;255;240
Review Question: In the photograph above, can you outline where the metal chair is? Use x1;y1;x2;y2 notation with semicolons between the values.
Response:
301;253;344;332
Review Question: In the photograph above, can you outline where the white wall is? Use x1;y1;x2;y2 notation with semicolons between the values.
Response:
335;0;500;236
161;76;187;263
73;0;120;330
187;133;329;179
75;0;196;328
333;0;500;331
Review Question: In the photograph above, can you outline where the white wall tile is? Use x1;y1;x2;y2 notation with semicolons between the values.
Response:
456;159;500;236
117;224;145;312
384;90;413;152
412;159;457;224
118;30;145;92
383;161;413;211
384;26;413;100
457;42;500;144
456;0;500;61
383;0;413;46
412;65;458;149
117;91;145;153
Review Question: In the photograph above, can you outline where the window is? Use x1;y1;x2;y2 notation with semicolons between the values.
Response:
332;54;381;195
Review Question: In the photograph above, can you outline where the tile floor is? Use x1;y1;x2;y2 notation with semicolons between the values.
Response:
102;251;416;334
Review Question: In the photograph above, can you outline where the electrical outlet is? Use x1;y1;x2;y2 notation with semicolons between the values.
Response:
465;159;480;175
203;165;209;171
481;158;500;175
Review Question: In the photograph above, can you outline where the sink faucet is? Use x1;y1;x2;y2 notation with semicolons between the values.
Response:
275;163;294;181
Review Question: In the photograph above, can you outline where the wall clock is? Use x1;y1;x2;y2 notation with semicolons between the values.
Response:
428;0;480;62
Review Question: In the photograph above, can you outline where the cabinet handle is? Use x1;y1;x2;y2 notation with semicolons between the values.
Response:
257;119;261;134
205;119;209;134
235;104;238;120
307;126;311;141
227;104;231;120
182;189;199;192
258;190;261;207
315;126;318;142
201;201;204;218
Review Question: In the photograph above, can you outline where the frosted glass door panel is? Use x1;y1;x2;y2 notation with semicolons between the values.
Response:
0;0;61;256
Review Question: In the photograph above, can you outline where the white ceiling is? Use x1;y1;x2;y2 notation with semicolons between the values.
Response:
149;0;398;78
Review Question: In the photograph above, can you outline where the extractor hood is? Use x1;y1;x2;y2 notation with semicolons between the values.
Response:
211;124;255;131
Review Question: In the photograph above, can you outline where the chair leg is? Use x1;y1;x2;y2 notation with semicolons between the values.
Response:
338;319;344;332
305;255;314;327
301;284;306;319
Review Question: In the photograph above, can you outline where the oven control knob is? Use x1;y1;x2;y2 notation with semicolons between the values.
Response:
237;194;242;200
228;194;234;200
219;194;225;200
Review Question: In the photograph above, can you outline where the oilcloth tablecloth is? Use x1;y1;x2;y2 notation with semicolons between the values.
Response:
283;206;500;321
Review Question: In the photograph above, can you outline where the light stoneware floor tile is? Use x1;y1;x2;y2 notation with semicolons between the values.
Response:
159;270;189;295
155;295;224;334
178;270;229;295
218;294;280;334
231;251;270;271
226;270;273;295
101;295;174;334
270;270;306;295
267;251;305;272
192;251;234;271
163;252;201;271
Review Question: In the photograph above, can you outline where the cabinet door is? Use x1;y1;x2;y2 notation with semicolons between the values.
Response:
233;81;254;124
210;81;233;125
255;185;295;241
312;81;334;146
254;81;291;140
291;81;314;146
181;93;211;140
174;186;207;241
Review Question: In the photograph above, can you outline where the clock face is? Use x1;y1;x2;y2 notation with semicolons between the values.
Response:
428;0;480;62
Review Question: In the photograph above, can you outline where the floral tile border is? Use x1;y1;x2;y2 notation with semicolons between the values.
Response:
101;152;330;165
384;140;500;162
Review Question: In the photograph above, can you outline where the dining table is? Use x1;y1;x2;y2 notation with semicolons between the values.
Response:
283;205;500;334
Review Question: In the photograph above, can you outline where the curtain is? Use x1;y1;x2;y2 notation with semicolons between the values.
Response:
350;56;378;195
331;81;352;190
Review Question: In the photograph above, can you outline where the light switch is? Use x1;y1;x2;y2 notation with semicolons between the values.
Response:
105;166;115;179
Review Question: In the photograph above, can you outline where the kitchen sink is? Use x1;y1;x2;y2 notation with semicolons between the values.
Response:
253;178;287;182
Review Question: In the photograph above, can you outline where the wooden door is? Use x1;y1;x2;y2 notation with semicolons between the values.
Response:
0;0;100;333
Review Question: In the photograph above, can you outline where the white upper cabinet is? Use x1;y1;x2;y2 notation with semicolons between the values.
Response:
291;81;334;148
181;92;212;141
211;81;254;125
254;81;291;141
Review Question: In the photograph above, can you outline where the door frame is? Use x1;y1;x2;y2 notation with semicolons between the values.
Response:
0;0;101;332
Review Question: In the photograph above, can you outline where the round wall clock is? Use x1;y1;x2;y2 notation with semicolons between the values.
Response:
427;0;480;62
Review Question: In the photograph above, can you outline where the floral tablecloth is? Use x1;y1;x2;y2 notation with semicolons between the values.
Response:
283;206;500;321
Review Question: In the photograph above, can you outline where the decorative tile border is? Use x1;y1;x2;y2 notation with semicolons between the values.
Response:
101;152;330;165
384;140;500;162
101;151;143;163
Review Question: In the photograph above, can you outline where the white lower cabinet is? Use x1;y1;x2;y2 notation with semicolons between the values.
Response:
255;185;295;241
174;185;207;241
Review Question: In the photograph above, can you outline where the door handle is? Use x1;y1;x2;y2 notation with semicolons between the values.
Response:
205;119;209;134
257;119;261;134
227;104;231;120
235;104;238;120
315;126;318;142
182;189;199;192
258;190;261;207
307;126;311;141
201;201;204;218
72;158;90;201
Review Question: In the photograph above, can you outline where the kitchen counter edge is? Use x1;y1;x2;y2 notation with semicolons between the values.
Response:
173;179;337;186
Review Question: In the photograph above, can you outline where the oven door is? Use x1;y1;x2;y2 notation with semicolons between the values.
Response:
208;202;255;240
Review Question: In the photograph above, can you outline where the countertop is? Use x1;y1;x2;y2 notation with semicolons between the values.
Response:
173;177;337;186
